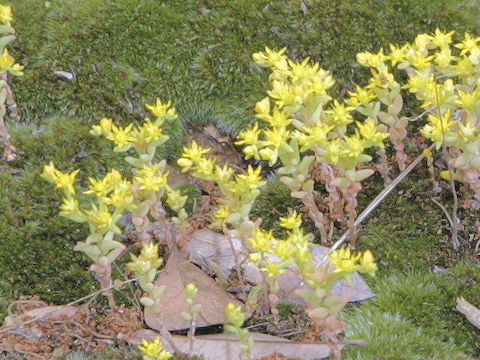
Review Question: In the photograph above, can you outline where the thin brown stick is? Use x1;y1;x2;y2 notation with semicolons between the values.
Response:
457;297;480;330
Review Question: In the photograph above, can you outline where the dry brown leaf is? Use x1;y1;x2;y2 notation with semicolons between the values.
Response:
2;305;79;328
144;249;243;331
129;329;333;359
204;124;231;144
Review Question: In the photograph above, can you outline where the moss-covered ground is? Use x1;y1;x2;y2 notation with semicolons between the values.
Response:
1;0;480;358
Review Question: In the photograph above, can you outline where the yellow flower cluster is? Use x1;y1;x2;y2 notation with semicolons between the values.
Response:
239;47;389;184
329;248;377;279
90;99;176;153
249;210;313;278
42;163;136;232
0;49;24;76
0;6;24;77
358;30;480;154
127;242;163;292
224;303;245;328
178;141;266;227
138;337;172;360
42;161;79;195
135;165;169;193
0;5;12;25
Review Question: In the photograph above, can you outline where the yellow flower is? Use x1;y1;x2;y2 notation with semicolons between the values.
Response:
279;210;302;229
249;252;262;264
356;118;389;148
359;250;377;276
0;5;12;25
84;177;112;198
261;261;285;277
214;205;230;221
166;188;187;210
413;33;431;50
106;181;136;210
138;337;173;360
457;123;478;143
268;108;291;128
42;164;79;195
274;240;292;259
356;49;386;68
235;122;261;146
180;141;210;162
324;139;342;164
420;110;456;148
60;197;82;216
325;100;354;127
367;69;395;89
194;157;216;177
136;118;165;143
0;49;24;76
135;165;169;192
329;248;360;274
422;148;433;158
41;161;59;183
106;124;136;149
455;33;480;55
85;204;114;231
429;29;454;48
225;303;245;328
184;283;198;300
146;99;177;120
254;97;270;116
408;51;433;70
267;80;303;109
234;165;267;191
440;170;452;180
140;243;161;263
214;164;235;183
404;74;432;94
263;126;290;149
126;254;153;277
249;228;275;252
388;44;407;66
455;90;480;111
434;47;455;68
252;47;287;67
343;135;365;159
91;117;113;136
297;122;333;150
347;86;376;107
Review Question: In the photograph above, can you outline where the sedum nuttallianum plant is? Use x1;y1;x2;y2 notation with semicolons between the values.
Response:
0;4;23;161
238;48;390;244
42;94;378;359
40;41;384;359
356;30;480;248
42;100;182;307
248;210;377;359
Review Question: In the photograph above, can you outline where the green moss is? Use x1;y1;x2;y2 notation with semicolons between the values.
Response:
343;261;480;358
4;0;480;125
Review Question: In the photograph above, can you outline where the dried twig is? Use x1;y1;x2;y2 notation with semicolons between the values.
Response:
456;297;480;330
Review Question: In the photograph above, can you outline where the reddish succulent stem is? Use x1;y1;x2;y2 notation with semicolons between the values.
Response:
342;186;360;247
376;147;391;184
302;192;328;244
